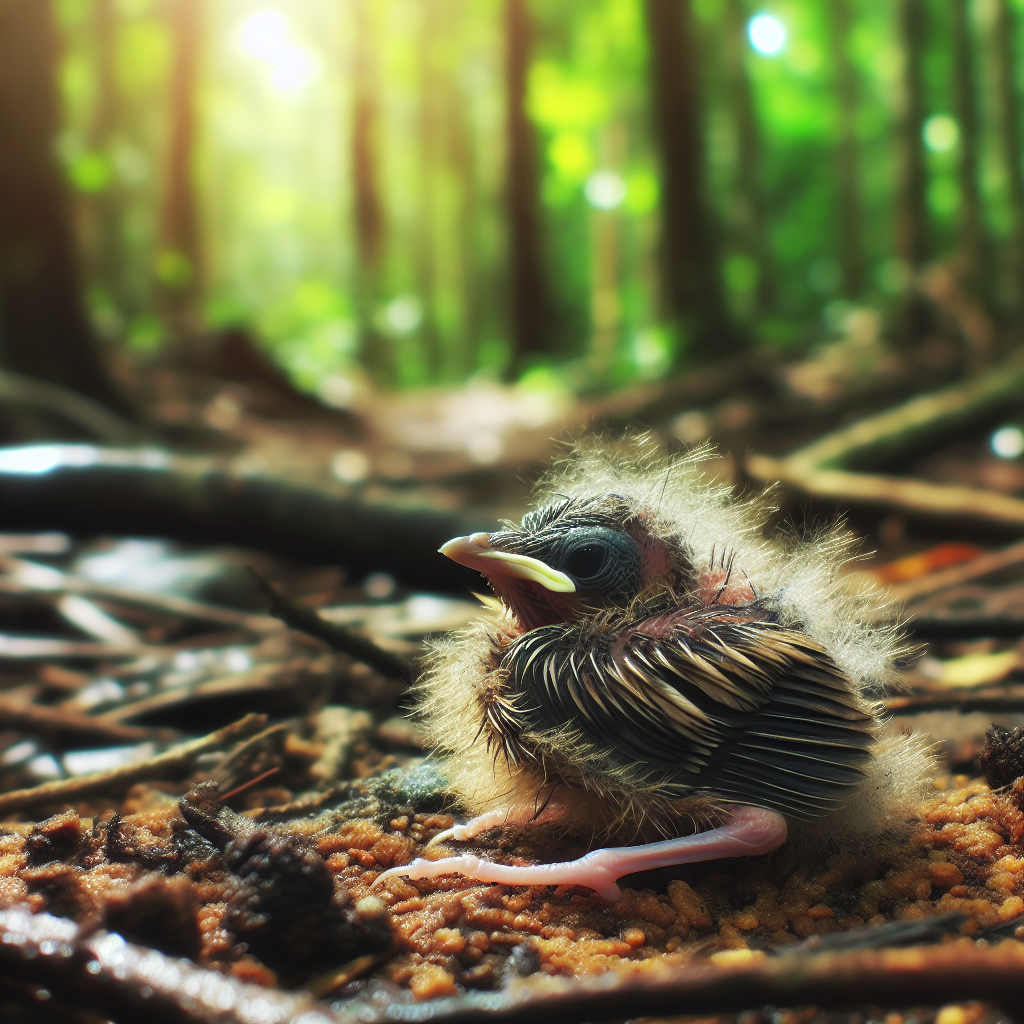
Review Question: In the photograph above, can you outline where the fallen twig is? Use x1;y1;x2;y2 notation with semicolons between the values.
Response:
889;538;1024;604
0;445;495;592
0;692;176;745
0;633;157;659
885;686;1024;714
0;712;266;817
4;905;1024;1024
0;554;282;634
95;658;331;723
747;355;1024;530
252;570;413;682
0;904;331;1024
908;612;1024;639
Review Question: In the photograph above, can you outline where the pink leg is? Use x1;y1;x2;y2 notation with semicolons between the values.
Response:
426;800;568;848
373;806;787;902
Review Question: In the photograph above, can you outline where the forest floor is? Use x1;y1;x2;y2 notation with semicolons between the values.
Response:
1;316;1023;1023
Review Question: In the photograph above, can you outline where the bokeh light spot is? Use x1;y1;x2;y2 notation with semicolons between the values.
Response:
748;14;785;55
923;114;959;152
585;171;626;209
991;425;1024;459
239;10;315;93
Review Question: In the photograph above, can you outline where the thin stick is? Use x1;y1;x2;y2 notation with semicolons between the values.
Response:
0;692;176;744
250;569;413;682
0;554;282;634
889;538;1024;604
0;712;266;817
747;457;1024;531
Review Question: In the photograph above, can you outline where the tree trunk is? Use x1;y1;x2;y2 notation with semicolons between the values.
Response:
156;0;202;338
951;0;988;302
417;0;442;380
724;0;773;313
896;0;929;271
505;0;551;374
894;0;930;344
828;0;864;298
643;0;732;361
993;0;1024;325
0;0;130;415
87;0;127;316
443;0;480;378
350;0;391;384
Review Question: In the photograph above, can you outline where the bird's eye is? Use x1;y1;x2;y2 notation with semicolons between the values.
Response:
562;543;607;581
547;527;641;597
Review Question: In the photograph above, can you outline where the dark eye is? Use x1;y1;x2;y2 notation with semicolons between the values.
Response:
562;543;607;580
549;526;641;597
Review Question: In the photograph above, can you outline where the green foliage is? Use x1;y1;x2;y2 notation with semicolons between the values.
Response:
50;0;1024;392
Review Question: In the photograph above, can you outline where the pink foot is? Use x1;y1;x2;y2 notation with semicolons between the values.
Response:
426;798;568;848
373;806;787;902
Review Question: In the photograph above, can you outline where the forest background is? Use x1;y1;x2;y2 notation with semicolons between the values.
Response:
3;0;1023;419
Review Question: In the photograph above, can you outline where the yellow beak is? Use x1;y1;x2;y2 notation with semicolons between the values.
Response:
439;533;576;593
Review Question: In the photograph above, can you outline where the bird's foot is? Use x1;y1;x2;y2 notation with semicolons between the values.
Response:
373;806;787;902
426;800;568;848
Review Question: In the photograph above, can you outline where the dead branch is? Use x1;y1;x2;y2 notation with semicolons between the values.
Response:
0;368;144;444
0;554;282;634
251;569;413;682
358;939;1024;1022
747;460;1024;530
0;712;266;817
0;633;158;659
0;445;495;591
0;692;176;744
95;658;330;723
890;538;1024;604
908;612;1024;639
5;904;1024;1024
747;354;1024;530
885;686;1024;714
0;904;331;1024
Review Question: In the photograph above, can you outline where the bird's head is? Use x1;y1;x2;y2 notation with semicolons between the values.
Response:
440;494;686;631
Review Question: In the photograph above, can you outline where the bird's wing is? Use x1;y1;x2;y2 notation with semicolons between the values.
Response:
505;610;876;808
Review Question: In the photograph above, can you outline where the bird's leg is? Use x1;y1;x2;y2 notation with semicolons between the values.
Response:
373;806;787;902
425;791;569;847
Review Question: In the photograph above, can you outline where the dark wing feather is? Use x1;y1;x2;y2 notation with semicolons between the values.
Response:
502;609;876;819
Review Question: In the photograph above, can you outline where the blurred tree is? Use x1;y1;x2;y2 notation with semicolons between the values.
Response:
0;0;130;415
828;0;864;299
724;0;773;314
643;0;732;361
895;0;930;342
351;0;391;384
896;0;929;273
442;8;482;378
993;0;1024;325
505;0;552;374
156;0;202;337
950;0;987;303
417;0;442;379
86;0;127;315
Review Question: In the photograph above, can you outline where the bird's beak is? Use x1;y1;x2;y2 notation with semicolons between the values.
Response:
439;533;576;593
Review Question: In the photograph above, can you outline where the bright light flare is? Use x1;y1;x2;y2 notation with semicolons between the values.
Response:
991;425;1024;459
748;14;785;55
239;10;315;93
923;114;959;152
585;171;626;209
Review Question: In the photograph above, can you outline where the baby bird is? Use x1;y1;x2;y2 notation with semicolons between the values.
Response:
376;439;931;901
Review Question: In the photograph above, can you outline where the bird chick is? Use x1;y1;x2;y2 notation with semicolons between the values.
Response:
375;439;932;900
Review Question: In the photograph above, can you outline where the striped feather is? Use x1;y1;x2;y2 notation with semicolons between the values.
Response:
495;606;876;818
